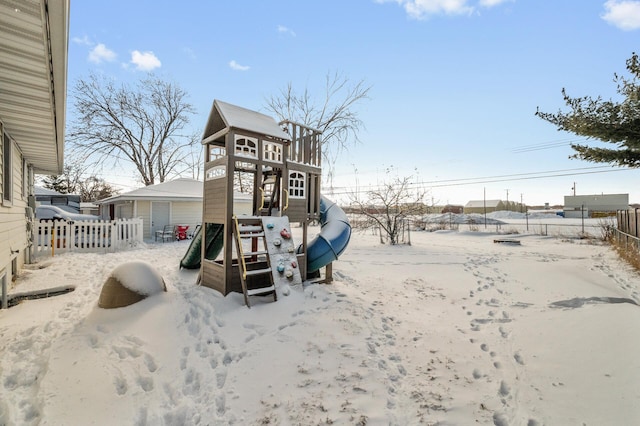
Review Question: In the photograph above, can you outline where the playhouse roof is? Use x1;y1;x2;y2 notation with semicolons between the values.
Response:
202;100;292;143
98;178;203;203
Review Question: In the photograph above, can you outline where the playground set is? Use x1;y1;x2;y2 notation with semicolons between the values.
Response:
180;100;351;307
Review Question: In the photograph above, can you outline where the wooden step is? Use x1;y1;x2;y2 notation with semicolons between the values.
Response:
245;267;272;277
243;250;268;257
235;217;262;224
238;231;265;238
247;285;276;296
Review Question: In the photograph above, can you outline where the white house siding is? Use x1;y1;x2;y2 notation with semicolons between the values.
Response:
172;201;203;229
115;201;134;219
0;127;29;284
142;200;202;240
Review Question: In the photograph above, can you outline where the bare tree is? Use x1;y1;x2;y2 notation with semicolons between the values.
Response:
39;157;119;201
177;139;204;181
348;170;427;245
68;72;198;186
77;176;119;202
264;71;371;187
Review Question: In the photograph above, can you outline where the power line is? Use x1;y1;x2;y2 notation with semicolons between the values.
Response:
413;166;614;185
326;165;634;196
511;137;589;153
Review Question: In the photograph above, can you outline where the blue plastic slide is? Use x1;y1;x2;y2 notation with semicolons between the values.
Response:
306;196;352;273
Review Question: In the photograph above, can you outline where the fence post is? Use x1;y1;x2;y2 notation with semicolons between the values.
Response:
113;220;119;250
1;270;7;309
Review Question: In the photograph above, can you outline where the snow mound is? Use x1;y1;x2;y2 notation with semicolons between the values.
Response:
98;261;166;309
111;261;166;296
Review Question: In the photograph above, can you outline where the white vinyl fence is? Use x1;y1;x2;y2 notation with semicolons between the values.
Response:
34;218;144;256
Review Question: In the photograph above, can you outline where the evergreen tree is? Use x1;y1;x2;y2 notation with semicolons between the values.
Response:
41;174;68;193
536;53;640;167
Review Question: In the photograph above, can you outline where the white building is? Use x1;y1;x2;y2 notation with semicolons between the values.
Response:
0;1;70;304
563;194;629;218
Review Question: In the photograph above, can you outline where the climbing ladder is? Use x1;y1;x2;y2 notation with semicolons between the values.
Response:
259;171;281;216
232;216;277;307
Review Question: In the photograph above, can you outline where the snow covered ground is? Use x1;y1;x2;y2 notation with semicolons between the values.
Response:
1;215;639;425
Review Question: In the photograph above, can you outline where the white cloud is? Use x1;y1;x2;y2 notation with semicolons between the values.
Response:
277;25;296;36
376;0;512;19
229;60;250;71
479;0;512;6
88;43;117;63
130;50;162;71
72;35;92;46
602;0;640;30
376;0;473;19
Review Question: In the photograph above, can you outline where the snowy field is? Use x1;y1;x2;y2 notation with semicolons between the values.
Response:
1;217;639;425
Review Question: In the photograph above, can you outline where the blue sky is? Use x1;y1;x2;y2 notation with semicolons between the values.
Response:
68;0;640;206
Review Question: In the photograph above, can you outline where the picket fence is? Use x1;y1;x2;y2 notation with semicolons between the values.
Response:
33;218;144;256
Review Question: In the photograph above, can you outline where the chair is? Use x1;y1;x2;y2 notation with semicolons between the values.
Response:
155;224;176;242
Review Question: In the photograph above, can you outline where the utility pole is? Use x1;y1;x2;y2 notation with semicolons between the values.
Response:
483;187;487;228
572;182;576;196
505;189;510;211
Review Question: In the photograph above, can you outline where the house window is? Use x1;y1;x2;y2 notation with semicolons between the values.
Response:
263;142;282;163
3;132;12;205
289;171;305;199
234;136;257;158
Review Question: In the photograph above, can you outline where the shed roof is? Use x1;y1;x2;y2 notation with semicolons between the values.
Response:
201;100;291;143
0;0;69;174
99;178;203;203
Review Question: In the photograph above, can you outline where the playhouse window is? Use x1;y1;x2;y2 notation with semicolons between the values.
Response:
208;145;225;161
234;136;257;158
289;171;305;199
263;142;282;163
235;161;255;171
206;165;226;181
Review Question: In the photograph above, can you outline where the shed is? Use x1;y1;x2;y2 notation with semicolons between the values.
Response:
98;178;203;240
98;178;252;240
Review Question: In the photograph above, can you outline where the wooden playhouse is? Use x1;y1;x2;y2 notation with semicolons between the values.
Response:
198;100;350;306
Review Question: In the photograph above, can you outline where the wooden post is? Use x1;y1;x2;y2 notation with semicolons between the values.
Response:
325;262;333;284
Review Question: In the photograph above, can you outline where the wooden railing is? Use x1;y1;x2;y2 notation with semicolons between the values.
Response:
33;218;144;256
280;120;322;167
